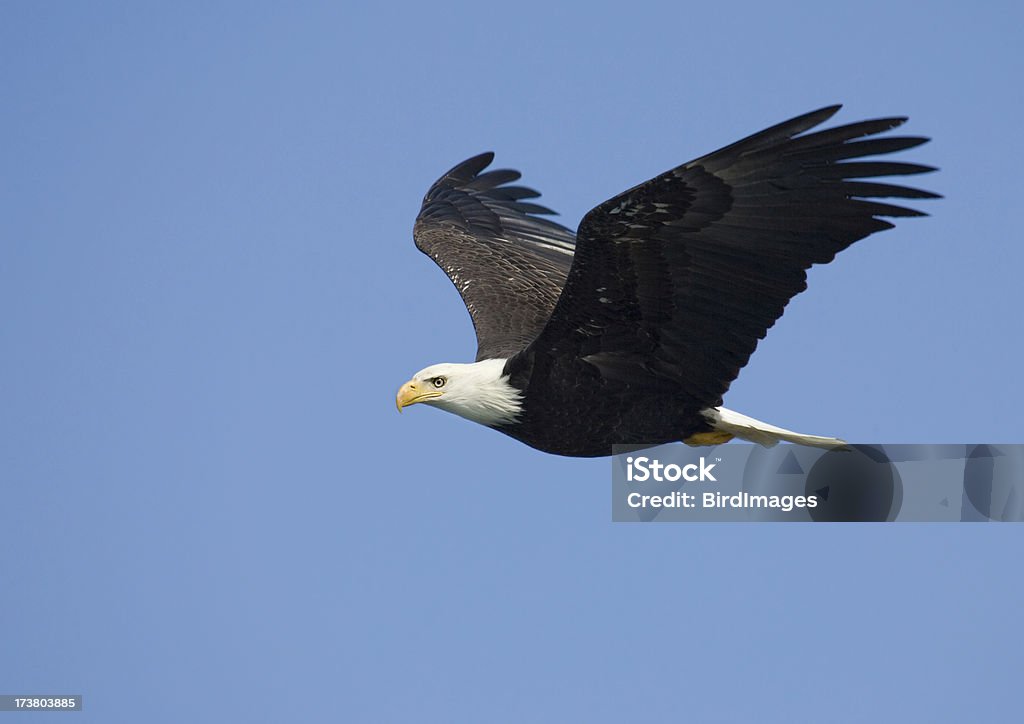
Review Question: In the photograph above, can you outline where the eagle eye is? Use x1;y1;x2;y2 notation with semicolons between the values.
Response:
432;376;446;388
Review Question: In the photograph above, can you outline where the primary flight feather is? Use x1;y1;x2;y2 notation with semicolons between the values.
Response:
396;106;938;457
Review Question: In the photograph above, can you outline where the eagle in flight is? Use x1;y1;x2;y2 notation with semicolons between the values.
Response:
396;106;937;457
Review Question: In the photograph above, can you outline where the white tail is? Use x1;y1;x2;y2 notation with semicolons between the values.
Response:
702;407;847;449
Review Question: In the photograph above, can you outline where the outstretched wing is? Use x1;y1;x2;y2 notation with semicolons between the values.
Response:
528;106;939;408
413;153;577;361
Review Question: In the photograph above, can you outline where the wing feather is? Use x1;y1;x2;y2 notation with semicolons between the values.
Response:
525;106;938;408
413;153;576;360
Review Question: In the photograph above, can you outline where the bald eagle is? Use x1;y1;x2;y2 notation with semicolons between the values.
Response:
396;106;937;457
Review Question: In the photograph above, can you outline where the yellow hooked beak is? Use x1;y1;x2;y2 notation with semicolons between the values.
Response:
395;380;443;412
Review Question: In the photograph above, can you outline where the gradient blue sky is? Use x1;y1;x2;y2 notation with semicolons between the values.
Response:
2;2;1022;722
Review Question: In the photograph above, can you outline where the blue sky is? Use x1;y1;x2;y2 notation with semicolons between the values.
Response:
2;2;1022;722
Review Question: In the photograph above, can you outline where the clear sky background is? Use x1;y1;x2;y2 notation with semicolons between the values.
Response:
2;2;1022;722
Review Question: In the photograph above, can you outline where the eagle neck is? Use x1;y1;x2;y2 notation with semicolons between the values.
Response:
434;358;523;428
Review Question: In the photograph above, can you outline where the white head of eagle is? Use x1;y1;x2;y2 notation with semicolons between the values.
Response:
396;359;523;427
